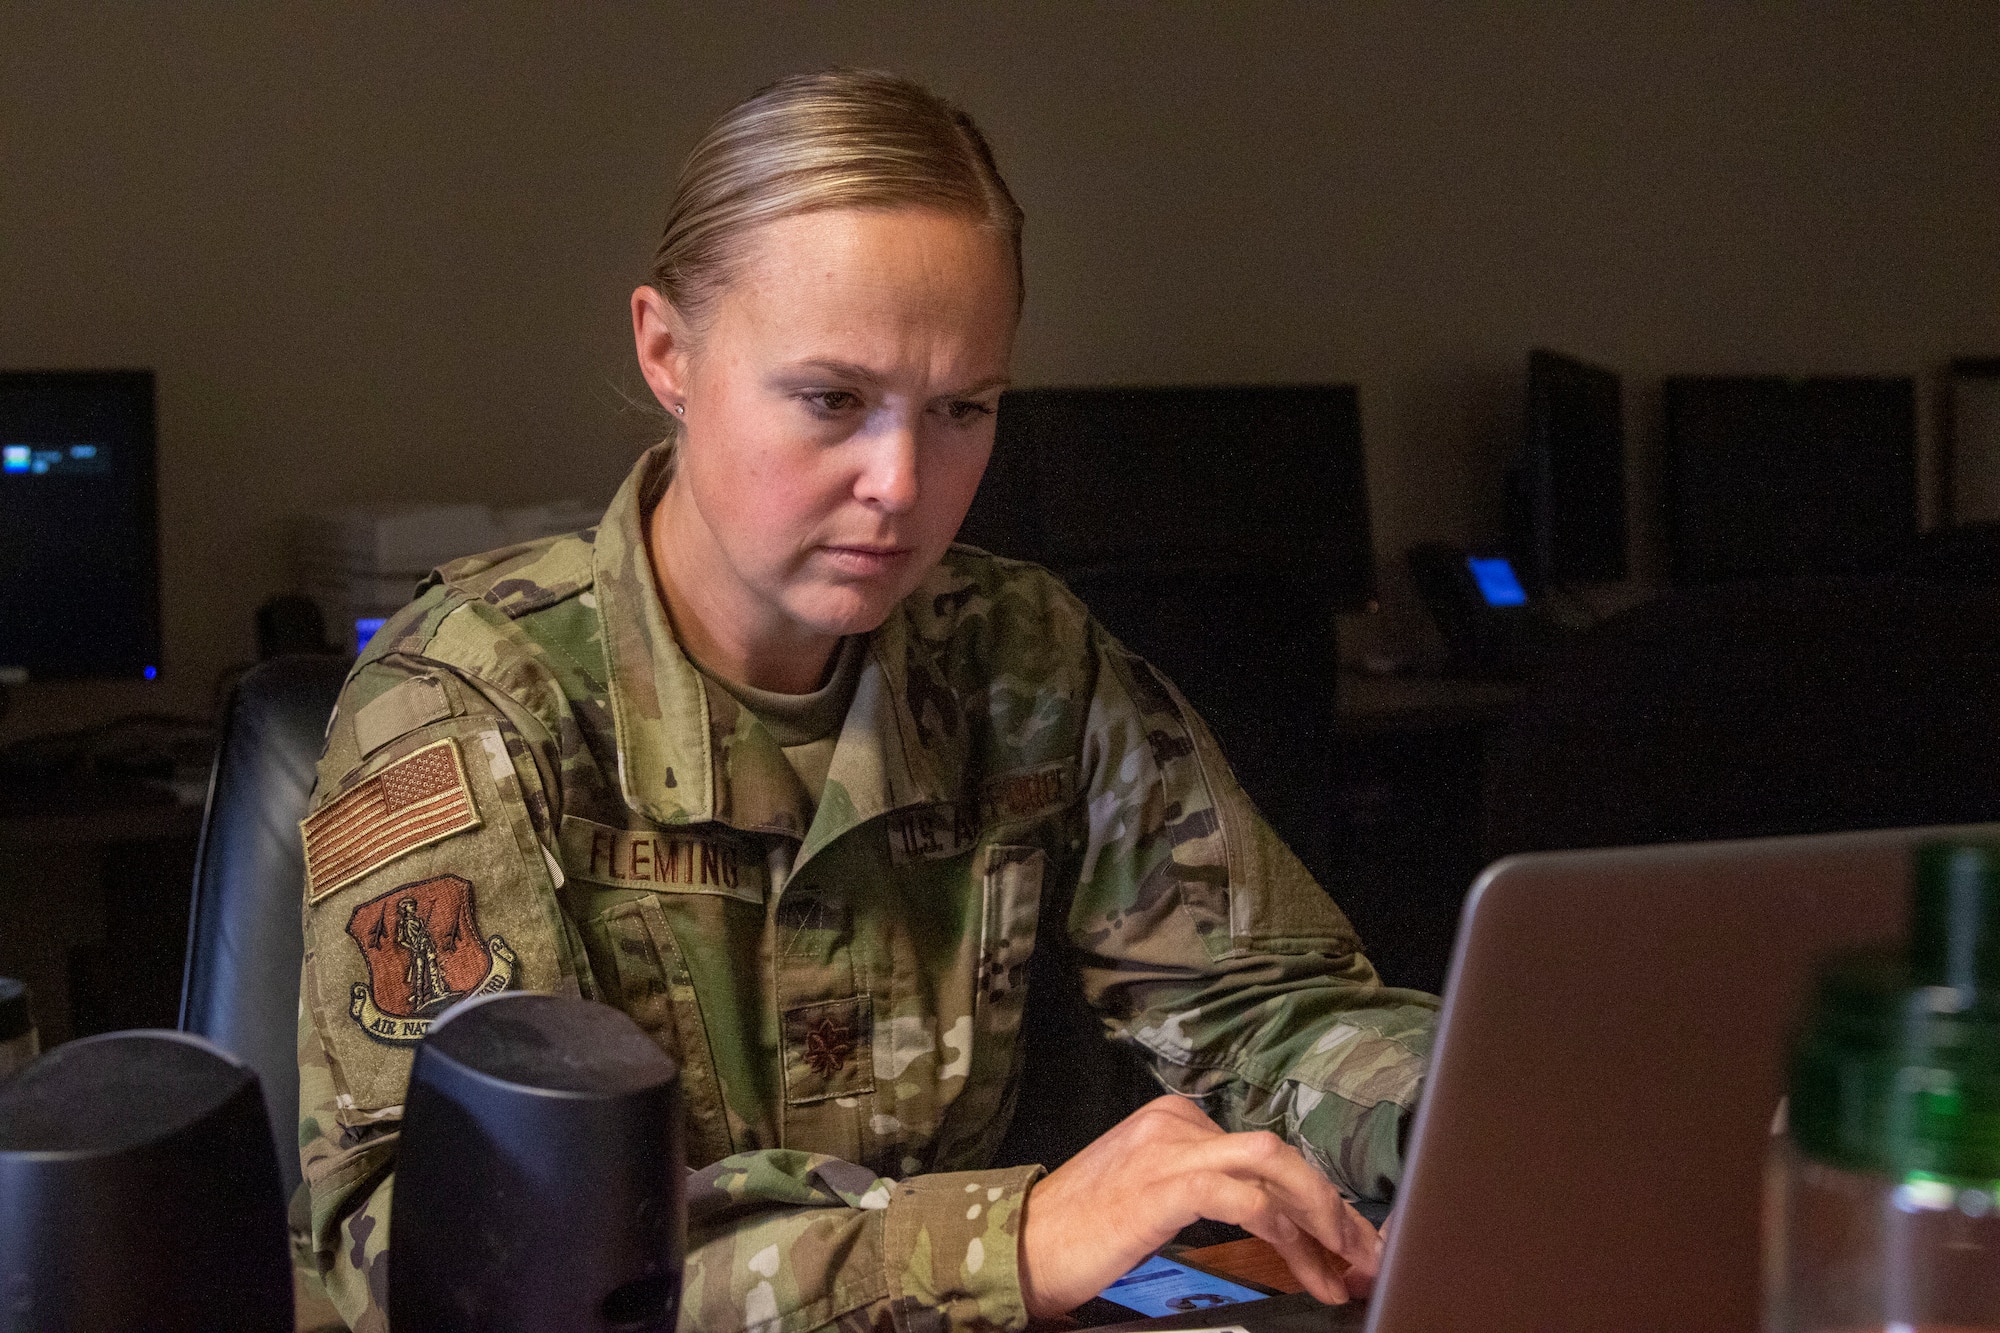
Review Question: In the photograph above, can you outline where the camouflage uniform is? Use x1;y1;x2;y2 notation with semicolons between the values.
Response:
296;444;1437;1332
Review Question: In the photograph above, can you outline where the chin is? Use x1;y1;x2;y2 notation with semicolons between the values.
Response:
786;586;904;639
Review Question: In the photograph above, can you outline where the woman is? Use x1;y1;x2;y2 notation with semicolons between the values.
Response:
297;69;1436;1332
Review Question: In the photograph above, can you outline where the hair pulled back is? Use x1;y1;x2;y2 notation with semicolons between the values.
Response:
650;69;1023;331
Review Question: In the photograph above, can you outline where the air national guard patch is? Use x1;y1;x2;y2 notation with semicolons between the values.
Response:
345;874;516;1044
303;738;481;902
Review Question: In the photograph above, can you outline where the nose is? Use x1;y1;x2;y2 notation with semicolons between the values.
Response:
853;418;920;514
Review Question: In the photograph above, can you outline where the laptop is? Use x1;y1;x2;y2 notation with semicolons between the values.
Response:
1097;821;1985;1332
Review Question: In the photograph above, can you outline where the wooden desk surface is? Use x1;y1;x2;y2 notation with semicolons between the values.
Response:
1176;1238;1303;1295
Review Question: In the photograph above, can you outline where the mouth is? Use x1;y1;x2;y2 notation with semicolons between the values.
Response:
818;544;914;577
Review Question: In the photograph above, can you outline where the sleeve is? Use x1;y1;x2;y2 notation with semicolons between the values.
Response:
295;650;580;1329
679;1153;1041;1333
1067;627;1440;1204
299;650;1042;1333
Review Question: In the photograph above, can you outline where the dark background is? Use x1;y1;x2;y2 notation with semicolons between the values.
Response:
2;2;1996;738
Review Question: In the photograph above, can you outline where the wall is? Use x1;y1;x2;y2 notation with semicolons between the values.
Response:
2;2;1996;737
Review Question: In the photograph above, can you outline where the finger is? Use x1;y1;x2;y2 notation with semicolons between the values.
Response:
1204;1134;1381;1270
1229;1194;1354;1306
1179;1173;1354;1307
1193;1136;1381;1291
1267;1229;1354;1305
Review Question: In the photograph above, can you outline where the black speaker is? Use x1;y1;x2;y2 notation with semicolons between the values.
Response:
390;991;684;1332
0;1029;291;1332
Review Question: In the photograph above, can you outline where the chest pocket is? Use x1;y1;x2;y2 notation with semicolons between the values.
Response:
578;895;734;1167
933;844;1045;1165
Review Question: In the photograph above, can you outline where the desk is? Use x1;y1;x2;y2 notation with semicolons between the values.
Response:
292;1239;1307;1333
0;779;202;1045
1027;1236;1321;1331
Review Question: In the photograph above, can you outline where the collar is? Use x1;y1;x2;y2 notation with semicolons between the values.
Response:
593;445;969;853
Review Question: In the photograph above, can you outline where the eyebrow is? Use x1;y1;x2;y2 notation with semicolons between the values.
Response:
777;359;1011;397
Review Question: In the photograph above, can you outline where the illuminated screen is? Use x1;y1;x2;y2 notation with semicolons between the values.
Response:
1467;555;1529;608
1097;1255;1267;1318
0;371;160;680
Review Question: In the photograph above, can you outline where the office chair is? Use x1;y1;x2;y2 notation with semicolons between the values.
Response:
179;654;349;1201
1483;577;2000;859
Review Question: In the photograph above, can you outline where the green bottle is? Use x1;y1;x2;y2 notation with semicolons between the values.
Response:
1768;841;2000;1332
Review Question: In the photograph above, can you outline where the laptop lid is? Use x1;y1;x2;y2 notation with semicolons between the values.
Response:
1367;822;1996;1333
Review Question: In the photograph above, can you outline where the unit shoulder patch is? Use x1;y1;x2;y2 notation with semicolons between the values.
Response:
304;738;481;902
344;873;516;1044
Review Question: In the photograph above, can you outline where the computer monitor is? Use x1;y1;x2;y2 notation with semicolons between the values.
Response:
1663;375;1916;585
1506;350;1626;591
959;385;1375;611
0;371;161;682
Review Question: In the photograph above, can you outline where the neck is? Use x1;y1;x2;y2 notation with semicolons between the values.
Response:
646;477;839;695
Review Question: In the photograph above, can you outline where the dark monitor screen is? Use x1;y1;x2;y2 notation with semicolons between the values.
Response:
0;371;161;681
1513;349;1626;587
960;385;1375;611
1663;375;1916;585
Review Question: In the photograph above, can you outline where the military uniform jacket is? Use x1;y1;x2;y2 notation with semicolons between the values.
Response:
297;445;1437;1333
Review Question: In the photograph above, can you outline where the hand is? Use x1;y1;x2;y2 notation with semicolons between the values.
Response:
1017;1095;1382;1318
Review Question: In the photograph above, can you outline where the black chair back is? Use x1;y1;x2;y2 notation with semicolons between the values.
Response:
1485;577;2000;858
179;654;349;1200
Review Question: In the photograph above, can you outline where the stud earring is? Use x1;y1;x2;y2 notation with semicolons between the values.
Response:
673;404;685;417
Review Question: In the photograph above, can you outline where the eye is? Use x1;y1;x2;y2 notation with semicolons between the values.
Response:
799;389;864;417
942;399;997;425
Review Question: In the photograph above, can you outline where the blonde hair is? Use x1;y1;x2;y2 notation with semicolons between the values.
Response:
650;68;1023;331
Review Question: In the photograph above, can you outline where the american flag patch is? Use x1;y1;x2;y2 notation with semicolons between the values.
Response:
303;738;481;902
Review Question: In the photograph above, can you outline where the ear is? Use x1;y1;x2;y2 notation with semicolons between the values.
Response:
631;285;692;413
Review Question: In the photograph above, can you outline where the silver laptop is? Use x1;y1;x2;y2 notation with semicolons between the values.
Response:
1102;822;1987;1333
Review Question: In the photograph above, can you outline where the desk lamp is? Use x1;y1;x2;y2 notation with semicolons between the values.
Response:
391;991;684;1332
0;1029;290;1332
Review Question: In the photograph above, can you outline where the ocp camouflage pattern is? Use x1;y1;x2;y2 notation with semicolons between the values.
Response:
296;444;1437;1331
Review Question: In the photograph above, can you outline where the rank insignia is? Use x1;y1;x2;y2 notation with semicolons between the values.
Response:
345;874;515;1045
782;996;875;1104
803;1015;856;1078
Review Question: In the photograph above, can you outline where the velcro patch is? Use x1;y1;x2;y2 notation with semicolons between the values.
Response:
886;761;1076;862
887;800;981;863
979;760;1075;825
558;815;764;904
303;738;481;902
353;675;455;757
782;995;875;1105
345;874;515;1044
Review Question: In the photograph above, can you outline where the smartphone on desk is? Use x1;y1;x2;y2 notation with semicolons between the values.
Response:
1065;1253;1277;1327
